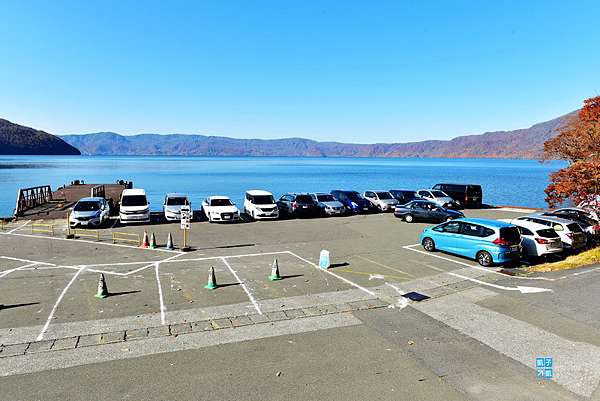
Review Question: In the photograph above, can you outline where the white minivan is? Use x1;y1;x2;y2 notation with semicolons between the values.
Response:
243;190;279;220
119;189;150;224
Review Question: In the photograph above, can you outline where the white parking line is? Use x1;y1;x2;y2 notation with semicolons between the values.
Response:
0;256;55;266
220;257;262;315
36;266;86;341
6;220;30;234
286;251;376;297
155;263;166;325
0;262;40;279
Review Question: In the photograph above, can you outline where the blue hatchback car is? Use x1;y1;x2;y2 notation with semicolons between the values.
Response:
419;218;521;266
330;190;374;214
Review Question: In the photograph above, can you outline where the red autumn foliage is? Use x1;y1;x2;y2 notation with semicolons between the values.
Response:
543;96;600;207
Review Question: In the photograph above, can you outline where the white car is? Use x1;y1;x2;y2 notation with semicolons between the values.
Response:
416;189;458;209
119;188;150;224
163;193;191;221
202;196;241;223
69;197;110;228
515;215;586;251
500;219;563;257
243;190;279;220
309;193;345;216
363;190;398;212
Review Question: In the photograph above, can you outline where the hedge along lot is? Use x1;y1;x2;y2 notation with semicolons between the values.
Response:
528;247;600;272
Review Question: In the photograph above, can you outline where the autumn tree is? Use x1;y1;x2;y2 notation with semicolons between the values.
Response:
543;96;600;207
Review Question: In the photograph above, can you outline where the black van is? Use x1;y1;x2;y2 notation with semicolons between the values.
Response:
431;183;483;208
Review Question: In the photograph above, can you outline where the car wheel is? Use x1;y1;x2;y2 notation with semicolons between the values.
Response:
422;237;435;251
476;251;493;267
405;214;414;223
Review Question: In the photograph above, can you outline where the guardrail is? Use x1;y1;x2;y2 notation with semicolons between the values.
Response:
112;231;140;246
31;222;55;236
74;228;101;241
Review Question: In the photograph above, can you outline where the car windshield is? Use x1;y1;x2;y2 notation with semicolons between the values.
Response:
166;197;188;206
376;192;393;199
431;191;447;197
295;195;314;203
211;198;233;207
347;192;363;201
537;229;559;238
252;195;275;205
74;201;101;212
121;195;147;207
316;194;335;202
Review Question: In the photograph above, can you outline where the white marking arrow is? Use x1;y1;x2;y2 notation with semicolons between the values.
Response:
446;271;553;294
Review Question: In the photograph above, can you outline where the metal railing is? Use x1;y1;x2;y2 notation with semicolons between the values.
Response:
91;185;106;198
74;228;101;241
15;185;53;217
31;222;55;236
112;231;141;246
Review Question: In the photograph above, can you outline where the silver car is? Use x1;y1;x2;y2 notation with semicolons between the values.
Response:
69;197;110;228
363;190;398;212
417;189;459;209
309;193;345;216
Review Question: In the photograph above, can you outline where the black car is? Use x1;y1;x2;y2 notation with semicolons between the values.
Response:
432;183;483;208
330;190;375;214
277;193;321;217
389;189;420;205
394;200;464;223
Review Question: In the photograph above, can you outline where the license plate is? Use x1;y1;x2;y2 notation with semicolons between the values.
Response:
80;221;88;225
510;245;519;251
363;207;369;211
223;215;230;220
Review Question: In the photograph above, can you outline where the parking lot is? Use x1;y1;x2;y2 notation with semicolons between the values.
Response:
3;208;600;399
0;208;526;338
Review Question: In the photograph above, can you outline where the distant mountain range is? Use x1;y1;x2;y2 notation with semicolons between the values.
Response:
0;111;574;158
0;119;80;155
61;112;574;159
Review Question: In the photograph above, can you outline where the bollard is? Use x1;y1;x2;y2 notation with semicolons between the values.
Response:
319;250;330;269
149;232;157;249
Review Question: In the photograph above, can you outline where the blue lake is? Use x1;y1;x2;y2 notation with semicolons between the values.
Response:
0;156;565;216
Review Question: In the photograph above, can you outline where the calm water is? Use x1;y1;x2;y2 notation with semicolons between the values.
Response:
0;156;565;216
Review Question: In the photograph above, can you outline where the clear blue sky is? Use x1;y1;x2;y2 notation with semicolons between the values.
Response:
1;1;599;143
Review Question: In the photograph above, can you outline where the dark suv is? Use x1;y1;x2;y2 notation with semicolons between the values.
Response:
277;193;320;217
432;183;483;208
330;190;374;214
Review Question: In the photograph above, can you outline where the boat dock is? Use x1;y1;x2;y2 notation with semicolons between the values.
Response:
13;180;132;220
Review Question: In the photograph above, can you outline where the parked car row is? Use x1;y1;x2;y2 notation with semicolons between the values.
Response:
419;207;600;267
